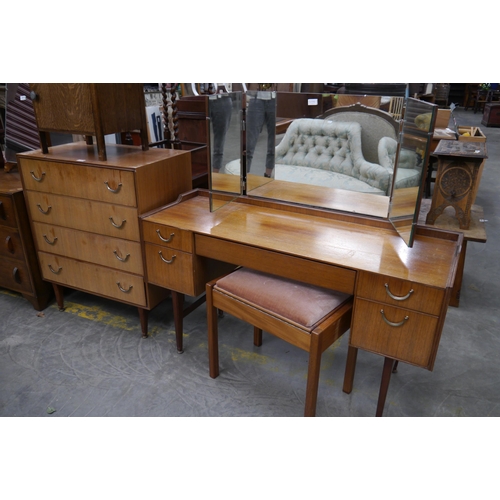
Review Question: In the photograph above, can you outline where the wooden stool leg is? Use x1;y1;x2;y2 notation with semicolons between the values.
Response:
171;291;184;353
343;345;358;394
254;327;262;347
206;284;219;378
376;357;395;417
304;333;322;417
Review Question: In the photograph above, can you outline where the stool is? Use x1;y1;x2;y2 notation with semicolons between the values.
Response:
206;268;353;416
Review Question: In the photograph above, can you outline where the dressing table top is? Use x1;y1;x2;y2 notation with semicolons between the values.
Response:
144;190;460;289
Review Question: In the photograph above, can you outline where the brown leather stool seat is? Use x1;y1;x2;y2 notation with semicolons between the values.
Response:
206;268;353;416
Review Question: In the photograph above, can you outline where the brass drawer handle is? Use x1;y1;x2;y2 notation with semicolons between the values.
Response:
6;235;14;253
48;264;62;274
13;267;21;284
37;203;52;215
30;170;46;182
116;282;133;293
43;234;58;245
156;229;175;243
113;250;130;262
104;181;123;193
384;283;414;301
380;309;409;327
159;251;176;264
109;217;126;228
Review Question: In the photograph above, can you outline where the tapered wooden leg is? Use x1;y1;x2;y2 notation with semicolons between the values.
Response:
171;291;184;353
206;284;219;378
138;308;148;338
52;283;65;311
343;345;358;394
392;360;399;373
304;333;322;417
96;133;107;161
376;357;395;417
254;327;262;347
39;132;49;154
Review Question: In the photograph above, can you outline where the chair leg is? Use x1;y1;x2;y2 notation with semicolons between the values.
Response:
254;327;262;347
304;333;322;417
206;284;219;379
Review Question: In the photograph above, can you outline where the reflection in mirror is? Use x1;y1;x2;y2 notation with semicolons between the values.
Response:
389;98;437;246
209;91;242;212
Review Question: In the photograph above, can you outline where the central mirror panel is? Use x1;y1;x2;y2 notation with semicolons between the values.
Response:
208;90;437;247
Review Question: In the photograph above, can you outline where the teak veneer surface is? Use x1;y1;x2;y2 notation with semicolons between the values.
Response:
146;192;458;288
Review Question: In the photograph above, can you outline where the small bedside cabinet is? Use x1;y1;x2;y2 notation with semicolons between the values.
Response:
0;166;52;310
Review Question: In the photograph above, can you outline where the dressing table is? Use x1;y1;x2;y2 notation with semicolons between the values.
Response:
141;93;463;415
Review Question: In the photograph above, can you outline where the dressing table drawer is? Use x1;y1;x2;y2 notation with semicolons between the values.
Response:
0;226;24;260
142;221;193;253
350;298;439;368
19;160;137;207
356;272;445;316
0;255;32;294
144;242;197;295
0;194;17;228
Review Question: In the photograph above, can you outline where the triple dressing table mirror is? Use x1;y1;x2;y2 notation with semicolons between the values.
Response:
207;90;438;247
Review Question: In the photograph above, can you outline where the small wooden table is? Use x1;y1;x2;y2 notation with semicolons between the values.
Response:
419;198;487;307
426;140;487;230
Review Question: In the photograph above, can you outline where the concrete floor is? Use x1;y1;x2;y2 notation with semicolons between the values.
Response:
1;106;499;418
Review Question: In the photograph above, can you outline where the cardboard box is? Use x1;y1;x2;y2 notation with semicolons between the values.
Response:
435;109;451;129
458;126;486;142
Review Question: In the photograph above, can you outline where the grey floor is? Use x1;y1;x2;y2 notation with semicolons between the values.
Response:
1;106;499;418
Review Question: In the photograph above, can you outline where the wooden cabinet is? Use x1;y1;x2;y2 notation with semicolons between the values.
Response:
29;84;149;161
17;142;192;336
0;168;52;310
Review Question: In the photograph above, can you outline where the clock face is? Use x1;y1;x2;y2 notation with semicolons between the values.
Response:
439;162;472;199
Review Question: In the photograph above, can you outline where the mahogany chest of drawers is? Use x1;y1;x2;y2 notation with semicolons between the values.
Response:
481;103;500;127
17;142;192;336
0;167;52;310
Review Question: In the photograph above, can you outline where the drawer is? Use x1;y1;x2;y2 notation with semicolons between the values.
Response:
144;242;196;295
0;195;17;228
19;159;137;207
142;221;193;252
0;255;32;294
0;226;24;261
25;191;140;241
38;252;147;307
32;222;144;275
356;271;445;316
350;298;439;368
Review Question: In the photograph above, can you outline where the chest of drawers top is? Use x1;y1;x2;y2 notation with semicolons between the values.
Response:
17;142;192;215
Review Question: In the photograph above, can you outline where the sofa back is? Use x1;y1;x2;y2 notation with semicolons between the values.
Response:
275;119;367;180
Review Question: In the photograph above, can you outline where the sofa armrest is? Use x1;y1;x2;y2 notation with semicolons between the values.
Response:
358;160;392;194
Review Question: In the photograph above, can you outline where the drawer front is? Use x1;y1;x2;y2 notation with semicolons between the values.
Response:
19;159;137;207
0;226;24;260
38;252;147;306
26;191;140;241
0;195;17;228
144;242;196;295
142;221;193;252
350;298;439;368
356;271;445;316
0;255;32;294
32;222;143;275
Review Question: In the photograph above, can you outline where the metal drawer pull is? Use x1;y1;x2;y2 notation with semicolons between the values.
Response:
30;170;46;182
156;229;174;243
13;267;21;284
48;264;62;274
43;234;58;245
109;217;126;228
380;309;409;327
37;203;52;215
159;251;176;264
384;283;414;301
113;250;130;262
116;282;133;293
104;181;123;193
6;235;14;253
